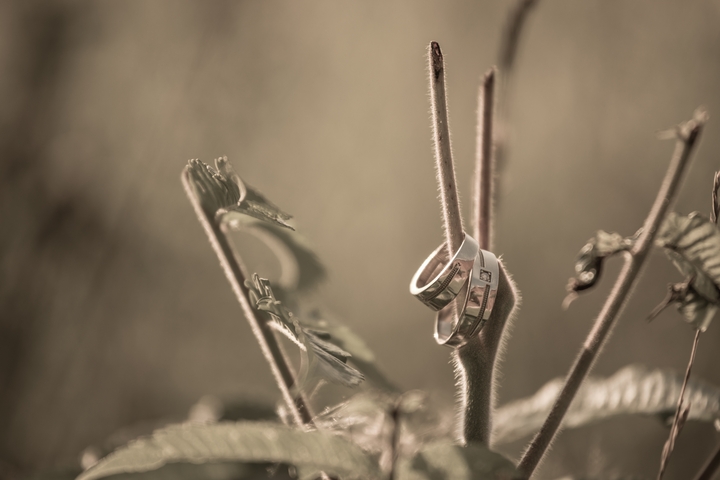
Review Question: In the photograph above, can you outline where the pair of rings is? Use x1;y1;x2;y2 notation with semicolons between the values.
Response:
410;233;499;348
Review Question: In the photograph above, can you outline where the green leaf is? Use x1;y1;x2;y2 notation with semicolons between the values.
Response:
493;365;720;445
184;157;293;230
245;275;364;388
656;211;720;331
395;441;520;480
76;422;379;480
564;230;637;307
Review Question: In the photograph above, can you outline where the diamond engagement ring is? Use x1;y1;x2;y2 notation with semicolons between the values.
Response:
434;248;499;347
410;233;479;311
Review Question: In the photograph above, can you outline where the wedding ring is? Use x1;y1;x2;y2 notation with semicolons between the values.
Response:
434;248;500;347
410;233;479;311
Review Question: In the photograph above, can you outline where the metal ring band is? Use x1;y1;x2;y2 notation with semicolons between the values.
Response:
434;248;500;348
410;233;479;311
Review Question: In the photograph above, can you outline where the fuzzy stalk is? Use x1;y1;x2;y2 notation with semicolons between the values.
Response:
429;41;464;254
474;68;496;252
518;112;706;477
657;330;701;480
454;266;517;444
181;169;314;427
455;67;519;445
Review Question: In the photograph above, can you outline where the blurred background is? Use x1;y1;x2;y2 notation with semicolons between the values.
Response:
2;0;720;478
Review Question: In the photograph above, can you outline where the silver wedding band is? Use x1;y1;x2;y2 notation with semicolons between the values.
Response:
410;233;479;311
434;248;499;347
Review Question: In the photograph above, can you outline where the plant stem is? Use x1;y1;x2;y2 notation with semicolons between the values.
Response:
429;41;464;254
474;68;496;252
181;170;314;427
711;171;720;224
455;266;517;445
518;112;706;478
454;66;510;446
498;0;540;75
387;400;402;480
657;329;701;480
494;0;540;205
694;442;720;480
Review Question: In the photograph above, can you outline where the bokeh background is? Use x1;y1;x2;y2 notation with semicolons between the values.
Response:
2;1;720;478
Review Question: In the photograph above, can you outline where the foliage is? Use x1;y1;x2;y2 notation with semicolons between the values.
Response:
245;273;364;388
654;211;720;331
186;156;294;230
76;422;379;480
395;442;520;480
75;420;524;480
493;364;720;444
564;230;638;307
185;158;364;388
69;123;720;478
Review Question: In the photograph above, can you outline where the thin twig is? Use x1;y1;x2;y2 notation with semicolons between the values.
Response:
711;171;720;224
518;110;707;478
181;170;315;426
498;0;540;75
657;330;701;480
494;0;541;205
647;276;695;322
387;400;402;480
454;66;505;447
694;442;720;480
429;41;464;254
474;68;496;251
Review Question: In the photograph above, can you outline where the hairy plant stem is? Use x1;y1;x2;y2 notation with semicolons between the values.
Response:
474;68;496;252
711;171;720;224
181;170;314;427
428;45;518;447
657;329;701;480
518;113;706;478
455;268;516;445
429;42;464;254
694;442;720;480
455;67;514;446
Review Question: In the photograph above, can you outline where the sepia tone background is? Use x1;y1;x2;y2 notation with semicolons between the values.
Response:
2;0;720;478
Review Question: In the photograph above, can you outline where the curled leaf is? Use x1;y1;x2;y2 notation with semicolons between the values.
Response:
493;365;720;445
76;421;379;480
187;158;324;294
564;230;638;307
303;310;399;393
185;159;242;219
245;275;364;388
184;157;294;230
215;157;294;229
656;212;720;331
